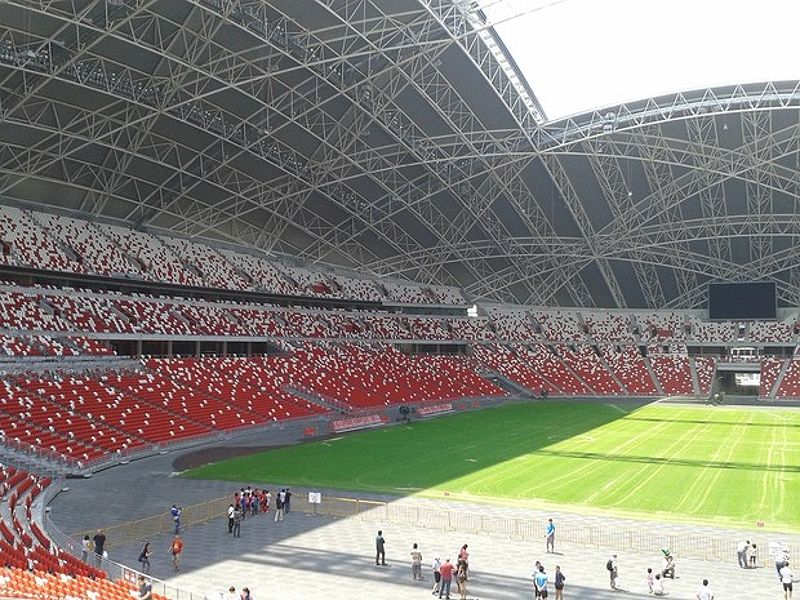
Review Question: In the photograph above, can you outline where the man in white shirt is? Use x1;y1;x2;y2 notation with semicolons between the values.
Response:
227;504;235;534
696;578;714;600
780;562;794;600
736;540;750;568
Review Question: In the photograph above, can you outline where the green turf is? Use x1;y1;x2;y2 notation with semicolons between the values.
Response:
184;401;800;531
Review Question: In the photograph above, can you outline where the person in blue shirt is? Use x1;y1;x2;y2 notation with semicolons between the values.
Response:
545;518;556;553
533;564;549;599
170;504;182;534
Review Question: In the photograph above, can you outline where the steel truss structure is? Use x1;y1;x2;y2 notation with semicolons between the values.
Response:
1;0;800;308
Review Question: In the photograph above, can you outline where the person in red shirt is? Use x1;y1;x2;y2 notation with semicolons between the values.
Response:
169;535;184;572
439;558;454;599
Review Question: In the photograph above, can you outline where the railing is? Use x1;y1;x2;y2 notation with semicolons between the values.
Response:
68;487;800;565
40;480;204;600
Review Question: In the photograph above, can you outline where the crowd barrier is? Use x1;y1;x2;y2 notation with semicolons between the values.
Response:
70;489;800;565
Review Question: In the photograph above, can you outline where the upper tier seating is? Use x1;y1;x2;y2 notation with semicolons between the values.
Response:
637;312;686;343
687;318;736;343
449;318;497;341
34;212;134;278
582;312;633;343
487;310;539;341
749;320;795;343
163;238;251;290
532;311;585;342
760;358;785;397
0;206;463;304
601;346;658;395
99;223;203;287
0;207;79;273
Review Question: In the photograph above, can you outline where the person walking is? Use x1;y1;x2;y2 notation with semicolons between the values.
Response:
274;493;284;522
81;535;92;562
169;534;184;572
736;540;750;568
696;578;715;600
439;558;454;599
410;543;423;580
170;504;182;534
233;505;243;538
227;504;235;534
138;542;152;574
553;565;565;600
607;554;618;590
780;561;794;600
432;556;442;596
777;548;791;578
458;544;469;580
457;560;468;600
375;530;386;566
545;518;556;553
534;564;548;599
92;530;106;566
284;488;292;513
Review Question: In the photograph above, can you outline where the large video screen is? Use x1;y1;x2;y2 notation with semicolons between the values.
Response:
708;281;776;320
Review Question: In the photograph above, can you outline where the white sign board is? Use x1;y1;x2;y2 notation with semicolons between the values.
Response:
308;492;322;504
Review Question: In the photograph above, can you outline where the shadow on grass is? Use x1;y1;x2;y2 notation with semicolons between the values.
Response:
181;400;655;494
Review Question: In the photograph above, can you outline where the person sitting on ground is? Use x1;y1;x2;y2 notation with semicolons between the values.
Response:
653;573;666;596
662;553;675;579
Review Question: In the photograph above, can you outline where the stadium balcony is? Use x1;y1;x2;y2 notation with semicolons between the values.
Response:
217;249;297;295
687;317;737;343
749;319;795;343
33;212;135;279
636;312;687;343
484;309;540;341
0;207;463;306
448;317;497;341
163;237;251;291
531;310;586;342
581;312;634;343
600;346;658;395
92;222;204;287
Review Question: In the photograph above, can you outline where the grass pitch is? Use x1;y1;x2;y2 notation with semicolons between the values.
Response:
185;401;800;531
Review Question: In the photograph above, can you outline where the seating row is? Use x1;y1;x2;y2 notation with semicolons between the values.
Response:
0;205;464;305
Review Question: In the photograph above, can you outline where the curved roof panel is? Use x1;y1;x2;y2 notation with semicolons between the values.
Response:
0;1;799;310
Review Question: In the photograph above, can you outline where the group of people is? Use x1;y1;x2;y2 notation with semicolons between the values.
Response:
135;534;184;574
225;486;294;536
735;539;759;569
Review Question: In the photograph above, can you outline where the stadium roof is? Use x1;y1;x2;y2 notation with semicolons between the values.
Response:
1;0;800;309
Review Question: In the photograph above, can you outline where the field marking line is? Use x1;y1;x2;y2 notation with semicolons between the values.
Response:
671;409;748;514
592;411;715;507
604;403;630;414
690;410;755;517
542;406;695;494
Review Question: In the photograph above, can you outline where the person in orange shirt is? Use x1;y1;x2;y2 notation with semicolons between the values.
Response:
169;535;184;572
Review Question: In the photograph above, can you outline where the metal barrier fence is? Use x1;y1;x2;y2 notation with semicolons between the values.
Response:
41;481;206;600
72;490;800;565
